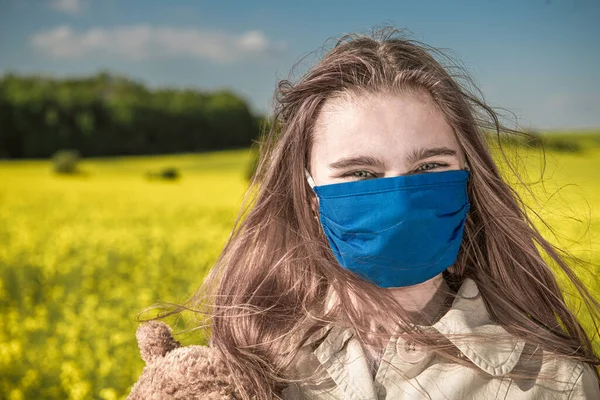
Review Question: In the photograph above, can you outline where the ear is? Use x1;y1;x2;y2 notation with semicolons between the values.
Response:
135;321;181;364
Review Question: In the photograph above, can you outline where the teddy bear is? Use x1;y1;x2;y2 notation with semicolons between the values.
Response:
127;320;242;399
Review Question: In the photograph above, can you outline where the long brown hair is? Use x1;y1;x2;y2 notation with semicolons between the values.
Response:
158;28;600;398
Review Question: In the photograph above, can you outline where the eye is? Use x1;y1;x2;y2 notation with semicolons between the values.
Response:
353;170;375;179
340;170;377;180
415;162;447;172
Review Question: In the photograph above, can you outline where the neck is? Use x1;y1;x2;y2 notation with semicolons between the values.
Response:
360;273;453;375
385;273;451;325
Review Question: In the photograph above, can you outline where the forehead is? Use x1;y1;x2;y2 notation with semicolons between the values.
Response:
311;90;458;162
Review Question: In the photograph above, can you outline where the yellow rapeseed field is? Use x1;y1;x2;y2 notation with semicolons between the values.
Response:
0;135;599;399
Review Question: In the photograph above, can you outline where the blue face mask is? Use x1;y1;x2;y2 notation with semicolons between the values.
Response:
307;168;471;288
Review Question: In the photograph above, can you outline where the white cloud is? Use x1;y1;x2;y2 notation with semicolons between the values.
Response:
51;0;84;15
30;25;286;64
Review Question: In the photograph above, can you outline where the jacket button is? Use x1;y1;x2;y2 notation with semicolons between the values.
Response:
396;336;427;363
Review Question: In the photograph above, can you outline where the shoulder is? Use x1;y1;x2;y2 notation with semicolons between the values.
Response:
283;325;333;378
434;279;599;398
281;325;349;399
563;360;599;400
507;349;599;400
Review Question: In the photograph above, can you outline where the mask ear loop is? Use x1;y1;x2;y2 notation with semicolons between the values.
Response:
305;169;316;189
305;169;320;219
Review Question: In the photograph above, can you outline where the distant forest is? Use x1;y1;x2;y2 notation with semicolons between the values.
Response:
0;73;262;159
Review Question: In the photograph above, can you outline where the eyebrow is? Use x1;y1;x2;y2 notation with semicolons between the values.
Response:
328;146;458;170
329;155;387;170
405;146;458;165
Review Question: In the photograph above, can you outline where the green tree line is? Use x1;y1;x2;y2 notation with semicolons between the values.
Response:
0;73;261;158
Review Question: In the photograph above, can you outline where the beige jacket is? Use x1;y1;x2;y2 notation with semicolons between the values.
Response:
282;279;600;399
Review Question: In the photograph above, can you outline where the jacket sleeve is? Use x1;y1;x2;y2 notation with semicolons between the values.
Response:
568;363;600;400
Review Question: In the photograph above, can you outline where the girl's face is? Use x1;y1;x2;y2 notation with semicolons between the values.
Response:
309;90;467;186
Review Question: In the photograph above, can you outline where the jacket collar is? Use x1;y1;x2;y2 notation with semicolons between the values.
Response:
313;278;525;377
431;278;525;376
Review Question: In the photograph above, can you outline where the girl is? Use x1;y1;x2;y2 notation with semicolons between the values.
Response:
163;28;600;399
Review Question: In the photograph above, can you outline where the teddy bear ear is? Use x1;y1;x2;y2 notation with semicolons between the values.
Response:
135;321;181;364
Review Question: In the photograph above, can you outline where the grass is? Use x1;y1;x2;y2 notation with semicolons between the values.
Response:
0;132;599;399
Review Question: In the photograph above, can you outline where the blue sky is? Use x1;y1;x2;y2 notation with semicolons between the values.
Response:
1;0;598;130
